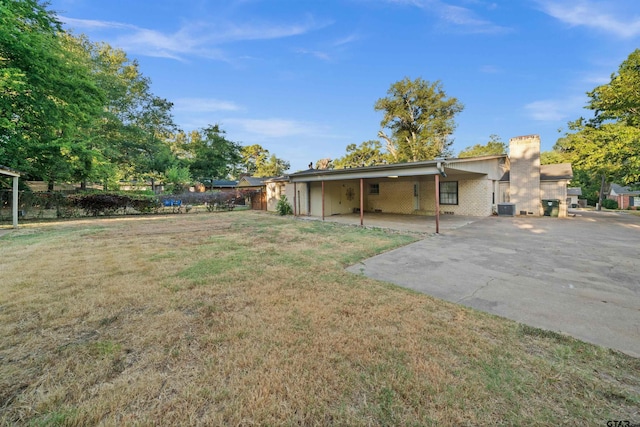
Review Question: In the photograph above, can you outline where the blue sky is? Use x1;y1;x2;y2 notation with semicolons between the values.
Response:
50;0;640;173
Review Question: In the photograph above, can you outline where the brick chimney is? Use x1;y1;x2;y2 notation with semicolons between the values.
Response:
509;135;541;215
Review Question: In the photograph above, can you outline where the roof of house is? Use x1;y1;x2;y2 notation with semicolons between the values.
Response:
263;175;289;183
609;183;640;196
237;176;267;186
500;163;573;182
209;180;237;188
237;176;284;187
567;187;582;196
290;155;508;182
540;163;573;180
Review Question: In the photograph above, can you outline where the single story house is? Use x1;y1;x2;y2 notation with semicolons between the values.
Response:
286;135;572;229
264;176;289;212
200;179;237;191
237;176;269;210
607;183;639;209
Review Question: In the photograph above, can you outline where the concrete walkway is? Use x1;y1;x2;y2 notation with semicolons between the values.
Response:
347;209;640;357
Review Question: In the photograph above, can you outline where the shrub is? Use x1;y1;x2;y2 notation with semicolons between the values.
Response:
76;194;130;216
276;195;293;216
601;199;618;209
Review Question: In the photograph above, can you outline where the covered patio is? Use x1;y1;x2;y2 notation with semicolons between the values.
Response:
288;156;506;233
296;212;483;234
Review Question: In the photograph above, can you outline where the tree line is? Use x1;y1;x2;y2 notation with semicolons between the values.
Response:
0;0;288;192
3;1;637;200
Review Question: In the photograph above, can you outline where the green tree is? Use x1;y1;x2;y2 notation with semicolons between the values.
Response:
588;49;640;127
164;165;191;194
0;0;104;189
333;140;390;168
540;149;570;165
375;77;463;162
458;135;507;158
255;153;290;177
555;120;640;206
557;49;640;209
188;125;241;180
241;144;269;175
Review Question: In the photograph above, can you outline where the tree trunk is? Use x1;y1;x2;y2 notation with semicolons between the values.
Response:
597;173;606;211
47;180;54;192
378;131;398;162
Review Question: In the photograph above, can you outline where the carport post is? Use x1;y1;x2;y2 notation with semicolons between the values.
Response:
435;174;440;234
360;178;364;226
321;181;325;221
13;175;18;228
293;182;297;216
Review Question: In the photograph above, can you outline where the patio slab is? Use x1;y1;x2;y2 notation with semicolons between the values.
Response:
296;212;480;234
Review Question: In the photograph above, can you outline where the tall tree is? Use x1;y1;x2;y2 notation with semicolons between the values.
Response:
333;140;390;169
255;154;290;177
587;49;640;127
241;144;269;175
458;134;507;158
374;77;463;162
557;49;640;208
0;0;104;189
188;125;241;180
240;144;289;176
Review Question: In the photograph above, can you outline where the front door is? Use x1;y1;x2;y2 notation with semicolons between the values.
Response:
413;182;420;210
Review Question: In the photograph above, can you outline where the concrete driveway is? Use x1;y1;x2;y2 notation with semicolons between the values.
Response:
348;210;640;357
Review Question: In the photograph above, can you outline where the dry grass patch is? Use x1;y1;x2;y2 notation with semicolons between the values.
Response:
1;211;638;425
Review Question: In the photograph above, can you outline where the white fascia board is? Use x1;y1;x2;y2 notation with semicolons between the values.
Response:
289;165;440;182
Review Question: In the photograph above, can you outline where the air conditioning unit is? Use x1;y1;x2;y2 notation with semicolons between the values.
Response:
497;203;515;216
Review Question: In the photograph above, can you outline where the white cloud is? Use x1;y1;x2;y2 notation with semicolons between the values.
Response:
59;16;134;30
535;0;640;38
173;98;242;113
387;0;511;34
479;64;501;73
524;96;586;122
58;16;328;61
226;118;319;138
295;48;332;61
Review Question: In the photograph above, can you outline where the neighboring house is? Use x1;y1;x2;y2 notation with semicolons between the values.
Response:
264;176;289;212
237;176;269;210
607;183;640;209
205;179;238;191
567;187;582;208
287;135;573;220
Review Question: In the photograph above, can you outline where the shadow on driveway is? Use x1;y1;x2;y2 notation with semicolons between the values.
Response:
348;209;640;357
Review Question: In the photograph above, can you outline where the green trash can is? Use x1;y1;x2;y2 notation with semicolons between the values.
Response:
542;199;560;217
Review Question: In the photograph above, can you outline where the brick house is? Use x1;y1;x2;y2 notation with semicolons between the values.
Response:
607;183;640;209
286;135;572;223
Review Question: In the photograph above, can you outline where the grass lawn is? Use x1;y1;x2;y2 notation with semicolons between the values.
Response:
1;211;638;425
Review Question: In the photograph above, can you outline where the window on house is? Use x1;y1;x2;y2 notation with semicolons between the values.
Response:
439;181;458;205
369;183;380;195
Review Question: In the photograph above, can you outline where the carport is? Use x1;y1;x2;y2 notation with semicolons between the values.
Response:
289;159;452;233
0;165;20;228
288;155;508;233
